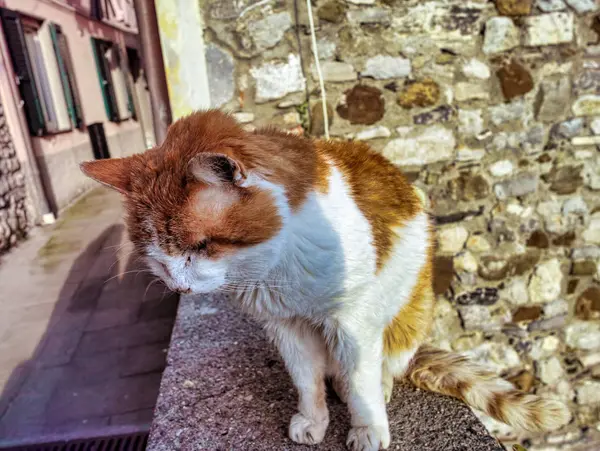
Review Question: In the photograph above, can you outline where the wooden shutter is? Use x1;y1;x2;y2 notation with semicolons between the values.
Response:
90;37;119;122
0;8;45;135
49;23;83;128
57;28;83;128
120;48;136;119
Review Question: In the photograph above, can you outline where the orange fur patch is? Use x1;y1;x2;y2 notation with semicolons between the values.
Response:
383;234;435;356
314;150;331;194
162;112;330;210
407;345;570;432
82;110;329;256
248;128;323;208
316;140;422;270
176;186;284;259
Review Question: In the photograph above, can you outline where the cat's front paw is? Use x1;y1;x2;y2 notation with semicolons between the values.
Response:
289;412;329;445
346;424;390;451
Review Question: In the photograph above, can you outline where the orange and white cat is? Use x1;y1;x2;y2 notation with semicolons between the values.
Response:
82;110;569;450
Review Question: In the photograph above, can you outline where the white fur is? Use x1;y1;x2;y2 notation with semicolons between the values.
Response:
146;162;430;450
382;344;419;403
265;320;329;445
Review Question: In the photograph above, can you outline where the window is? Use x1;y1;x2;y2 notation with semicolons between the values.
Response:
91;38;135;122
0;8;82;136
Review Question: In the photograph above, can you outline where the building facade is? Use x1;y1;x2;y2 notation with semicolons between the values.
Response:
0;0;154;222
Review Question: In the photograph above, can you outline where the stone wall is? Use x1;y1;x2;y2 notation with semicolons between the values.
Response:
200;0;600;448
0;103;28;254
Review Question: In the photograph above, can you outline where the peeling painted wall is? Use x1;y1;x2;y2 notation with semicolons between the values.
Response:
156;0;211;119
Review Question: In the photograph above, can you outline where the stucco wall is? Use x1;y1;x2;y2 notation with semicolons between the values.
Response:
0;0;146;214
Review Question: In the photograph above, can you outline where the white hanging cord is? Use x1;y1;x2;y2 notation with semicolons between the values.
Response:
305;0;329;139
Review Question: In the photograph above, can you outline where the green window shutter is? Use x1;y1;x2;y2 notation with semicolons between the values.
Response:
126;81;136;118
55;28;83;128
90;38;119;122
120;49;136;119
48;23;77;128
0;8;45;135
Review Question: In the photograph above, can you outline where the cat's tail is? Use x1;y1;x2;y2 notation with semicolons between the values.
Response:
405;344;570;432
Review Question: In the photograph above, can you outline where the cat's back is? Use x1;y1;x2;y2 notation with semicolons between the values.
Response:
315;139;428;271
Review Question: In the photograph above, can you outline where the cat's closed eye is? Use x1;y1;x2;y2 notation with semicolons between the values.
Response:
192;240;208;252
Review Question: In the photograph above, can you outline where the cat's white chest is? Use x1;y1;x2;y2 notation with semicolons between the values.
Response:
238;165;379;320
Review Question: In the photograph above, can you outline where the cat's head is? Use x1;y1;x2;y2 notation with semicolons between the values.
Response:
80;110;310;294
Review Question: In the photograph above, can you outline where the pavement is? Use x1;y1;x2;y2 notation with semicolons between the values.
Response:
0;188;178;447
148;293;504;451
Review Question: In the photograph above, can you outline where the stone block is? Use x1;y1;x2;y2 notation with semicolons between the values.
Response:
537;0;567;11
496;0;533;15
565;0;598;14
497;61;534;100
312;61;357;82
462;59;491;80
206;45;235;108
536;77;571;122
347;7;391;24
458;109;484;136
523;12;575;46
414;105;455;125
337;85;385;125
398;79;440;109
528;258;563;304
251;55;306;103
247;12;292;52
454;82;490;102
494;172;538;199
566;321;600;350
483;17;520;54
362;55;411;79
382;126;455;166
573;95;600;116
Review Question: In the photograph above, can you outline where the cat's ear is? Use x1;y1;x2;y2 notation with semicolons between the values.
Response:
188;153;246;185
80;158;132;194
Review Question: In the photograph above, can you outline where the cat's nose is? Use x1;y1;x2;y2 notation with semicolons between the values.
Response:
174;287;191;294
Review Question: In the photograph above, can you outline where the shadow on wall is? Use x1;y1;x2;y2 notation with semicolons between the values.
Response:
0;222;178;444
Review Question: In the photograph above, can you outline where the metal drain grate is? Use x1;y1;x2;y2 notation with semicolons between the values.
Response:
0;431;149;451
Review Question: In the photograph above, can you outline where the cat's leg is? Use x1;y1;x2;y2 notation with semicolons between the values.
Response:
265;319;329;445
331;318;390;451
327;356;348;403
381;361;394;404
382;345;419;404
331;375;348;404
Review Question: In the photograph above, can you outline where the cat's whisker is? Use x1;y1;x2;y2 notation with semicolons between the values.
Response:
222;283;289;298
144;277;162;301
223;281;290;289
227;277;294;285
103;269;152;285
108;248;138;273
160;286;170;302
104;242;128;251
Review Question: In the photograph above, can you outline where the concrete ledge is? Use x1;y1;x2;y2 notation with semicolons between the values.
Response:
148;294;503;451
